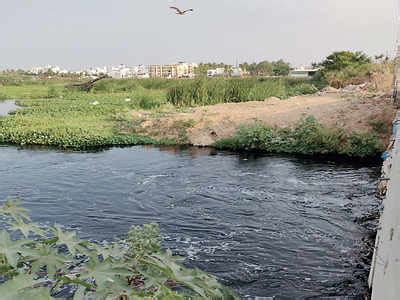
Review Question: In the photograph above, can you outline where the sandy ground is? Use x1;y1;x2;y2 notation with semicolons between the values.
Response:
135;91;397;146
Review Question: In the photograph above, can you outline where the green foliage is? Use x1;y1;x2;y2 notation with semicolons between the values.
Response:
239;60;291;76
195;63;231;76
0;90;167;149
272;59;291;76
0;199;239;300
315;51;378;88
0;74;319;149
128;223;162;258
322;63;376;88
0;274;52;300
369;119;390;135
320;51;371;72
215;116;384;158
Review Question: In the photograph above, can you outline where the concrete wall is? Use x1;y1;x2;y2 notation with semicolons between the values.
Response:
369;111;400;299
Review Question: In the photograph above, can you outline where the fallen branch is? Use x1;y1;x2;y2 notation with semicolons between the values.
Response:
66;75;109;92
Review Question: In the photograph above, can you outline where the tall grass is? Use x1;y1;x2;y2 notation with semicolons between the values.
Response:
166;77;318;106
1;76;320;107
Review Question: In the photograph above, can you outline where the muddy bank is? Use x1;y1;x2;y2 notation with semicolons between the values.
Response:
131;92;396;147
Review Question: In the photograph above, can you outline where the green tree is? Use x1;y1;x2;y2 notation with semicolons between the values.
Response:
320;51;371;71
256;61;274;76
272;60;291;76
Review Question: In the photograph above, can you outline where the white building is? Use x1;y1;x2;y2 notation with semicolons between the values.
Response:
207;67;225;77
231;66;244;77
107;64;151;79
148;62;197;79
135;65;150;78
289;66;319;78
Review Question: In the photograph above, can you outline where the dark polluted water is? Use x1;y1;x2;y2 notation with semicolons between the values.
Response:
0;145;380;299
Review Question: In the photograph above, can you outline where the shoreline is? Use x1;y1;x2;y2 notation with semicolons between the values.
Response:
1;92;395;159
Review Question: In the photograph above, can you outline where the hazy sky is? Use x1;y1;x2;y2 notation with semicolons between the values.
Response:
0;0;398;69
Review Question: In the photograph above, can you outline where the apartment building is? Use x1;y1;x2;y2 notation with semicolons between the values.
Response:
149;62;197;78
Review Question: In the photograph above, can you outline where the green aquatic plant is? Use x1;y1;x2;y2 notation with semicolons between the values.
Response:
0;199;239;300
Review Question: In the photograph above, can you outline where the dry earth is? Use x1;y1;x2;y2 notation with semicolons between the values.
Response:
132;91;397;146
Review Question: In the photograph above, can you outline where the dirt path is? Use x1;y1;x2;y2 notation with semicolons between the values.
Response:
136;92;397;146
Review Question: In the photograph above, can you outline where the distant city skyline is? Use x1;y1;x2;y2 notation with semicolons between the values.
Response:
0;0;397;70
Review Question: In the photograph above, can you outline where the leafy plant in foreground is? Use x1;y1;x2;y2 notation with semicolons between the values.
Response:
0;199;238;299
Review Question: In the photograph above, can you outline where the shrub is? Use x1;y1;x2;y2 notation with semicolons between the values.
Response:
323;64;375;88
137;94;164;110
369;119;390;135
215;117;384;158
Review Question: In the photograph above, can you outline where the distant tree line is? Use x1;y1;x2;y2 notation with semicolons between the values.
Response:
195;60;291;77
240;60;290;76
195;63;232;76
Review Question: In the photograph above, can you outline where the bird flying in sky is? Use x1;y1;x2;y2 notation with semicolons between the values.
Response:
169;6;194;15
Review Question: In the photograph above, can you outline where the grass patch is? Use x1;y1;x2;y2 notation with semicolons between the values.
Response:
215;117;384;158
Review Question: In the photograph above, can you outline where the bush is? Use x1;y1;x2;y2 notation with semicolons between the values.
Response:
369;119;390;135
137;94;165;110
215;117;384;158
314;51;391;88
324;64;375;88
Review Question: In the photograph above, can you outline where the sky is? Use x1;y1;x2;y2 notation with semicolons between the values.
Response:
0;0;398;70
